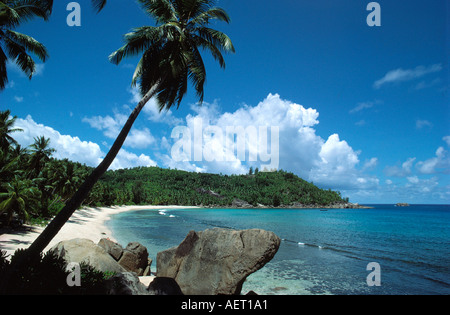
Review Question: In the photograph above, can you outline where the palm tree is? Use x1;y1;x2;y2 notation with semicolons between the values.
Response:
25;0;234;259
0;0;53;90
27;136;55;178
50;160;83;202
0;175;38;226
0;109;22;150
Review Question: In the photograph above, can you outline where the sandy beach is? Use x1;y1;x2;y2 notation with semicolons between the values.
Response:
0;205;198;258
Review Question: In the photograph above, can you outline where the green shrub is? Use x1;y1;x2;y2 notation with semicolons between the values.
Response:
0;249;113;295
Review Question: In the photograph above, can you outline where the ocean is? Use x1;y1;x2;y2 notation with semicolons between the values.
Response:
106;204;450;295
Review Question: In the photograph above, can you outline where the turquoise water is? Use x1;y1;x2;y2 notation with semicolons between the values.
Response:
107;205;450;295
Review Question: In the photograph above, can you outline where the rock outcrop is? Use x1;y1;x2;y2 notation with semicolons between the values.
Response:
118;242;150;276
98;239;152;276
147;277;184;295
156;228;281;295
49;238;126;274
104;272;149;295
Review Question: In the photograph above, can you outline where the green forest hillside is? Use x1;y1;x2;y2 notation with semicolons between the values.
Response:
94;166;347;208
1;110;348;227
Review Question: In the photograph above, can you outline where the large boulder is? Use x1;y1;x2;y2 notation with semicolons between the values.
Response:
49;238;126;274
104;272;149;295
98;238;124;261
156;228;281;295
118;242;149;276
147;277;184;295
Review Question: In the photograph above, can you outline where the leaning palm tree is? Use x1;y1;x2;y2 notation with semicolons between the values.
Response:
0;0;53;90
25;0;234;259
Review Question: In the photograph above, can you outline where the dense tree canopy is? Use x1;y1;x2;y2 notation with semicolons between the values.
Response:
0;109;346;226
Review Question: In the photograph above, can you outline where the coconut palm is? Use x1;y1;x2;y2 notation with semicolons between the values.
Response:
27;136;55;178
25;0;234;258
0;175;38;226
0;0;53;90
0;109;22;150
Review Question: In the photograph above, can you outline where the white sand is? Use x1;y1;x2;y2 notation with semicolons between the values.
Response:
0;205;198;257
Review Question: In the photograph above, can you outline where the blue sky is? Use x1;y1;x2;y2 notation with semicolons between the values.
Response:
1;0;449;204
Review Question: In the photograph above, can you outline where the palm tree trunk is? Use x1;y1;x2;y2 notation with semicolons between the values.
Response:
25;84;159;259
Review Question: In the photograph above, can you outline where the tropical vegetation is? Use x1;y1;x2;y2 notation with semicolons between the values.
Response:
25;0;236;260
0;108;346;229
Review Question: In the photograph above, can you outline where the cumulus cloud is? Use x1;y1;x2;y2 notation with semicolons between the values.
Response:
374;64;442;89
164;93;379;191
15;115;104;167
13;115;156;170
83;111;155;149
129;87;183;126
12;93;384;194
416;146;450;174
110;150;157;170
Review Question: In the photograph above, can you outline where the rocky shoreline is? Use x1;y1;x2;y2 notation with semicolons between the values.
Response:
203;199;373;209
49;227;281;295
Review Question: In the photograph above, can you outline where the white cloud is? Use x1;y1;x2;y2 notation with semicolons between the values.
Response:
14;96;24;103
407;175;420;184
13;115;157;171
83;110;155;149
126;128;156;149
349;101;375;114
129;87;183;126
110;150;157;170
374;64;442;89
416;146;450;174
416;119;433;129
7;61;45;77
384;157;416;177
14;115;103;167
163;93;379;191
363;157;378;170
33;64;45;76
82;112;126;139
443;136;450;147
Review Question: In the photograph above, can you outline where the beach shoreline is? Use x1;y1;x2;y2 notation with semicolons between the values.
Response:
0;205;199;258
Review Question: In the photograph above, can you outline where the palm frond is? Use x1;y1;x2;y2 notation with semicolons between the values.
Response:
4;30;49;62
196;26;235;53
111;0;234;111
3;35;35;79
137;0;177;24
0;46;9;90
91;0;107;13
0;0;53;27
188;6;230;26
109;26;162;65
